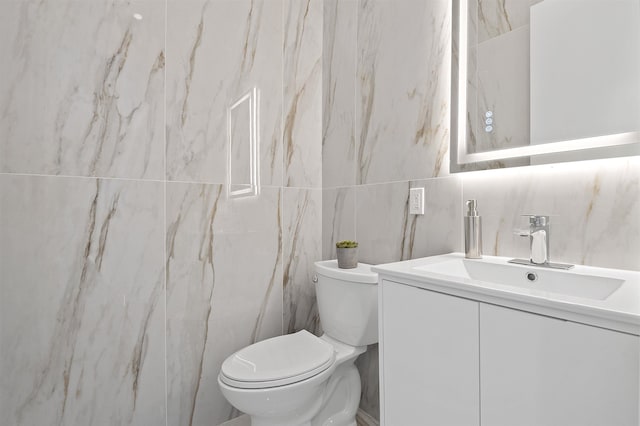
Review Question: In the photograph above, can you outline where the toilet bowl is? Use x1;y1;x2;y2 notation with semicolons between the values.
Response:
218;260;378;426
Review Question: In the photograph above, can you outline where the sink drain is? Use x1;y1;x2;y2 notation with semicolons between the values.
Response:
526;272;538;282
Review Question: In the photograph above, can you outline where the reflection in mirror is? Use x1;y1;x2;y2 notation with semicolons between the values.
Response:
451;0;640;172
531;0;638;145
228;88;260;197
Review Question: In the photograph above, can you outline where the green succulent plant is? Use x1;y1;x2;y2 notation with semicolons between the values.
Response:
336;240;358;248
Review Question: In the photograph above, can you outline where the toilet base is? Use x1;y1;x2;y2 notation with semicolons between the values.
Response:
246;361;361;426
311;361;361;426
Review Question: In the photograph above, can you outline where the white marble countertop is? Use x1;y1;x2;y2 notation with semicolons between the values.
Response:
373;253;640;335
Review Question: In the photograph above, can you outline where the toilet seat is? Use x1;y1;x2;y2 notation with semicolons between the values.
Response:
219;330;336;389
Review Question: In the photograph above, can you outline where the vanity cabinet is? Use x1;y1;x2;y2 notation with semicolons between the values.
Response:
480;303;639;426
380;279;640;426
380;280;479;426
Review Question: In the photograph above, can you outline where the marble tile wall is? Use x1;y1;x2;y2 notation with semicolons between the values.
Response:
323;0;640;422
322;0;358;188
283;188;323;335
3;0;638;425
356;0;451;184
165;0;283;186
165;184;284;425
323;0;456;419
1;1;323;426
0;176;166;425
0;0;165;179
284;0;323;188
281;0;324;338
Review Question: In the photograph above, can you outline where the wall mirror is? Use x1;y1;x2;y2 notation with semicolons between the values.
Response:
451;0;640;172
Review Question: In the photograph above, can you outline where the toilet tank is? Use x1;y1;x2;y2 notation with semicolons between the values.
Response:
314;260;378;346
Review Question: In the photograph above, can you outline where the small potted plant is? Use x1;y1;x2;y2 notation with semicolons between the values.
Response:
336;240;359;269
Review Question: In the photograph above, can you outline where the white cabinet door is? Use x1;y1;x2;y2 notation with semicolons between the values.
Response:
381;280;479;426
480;303;640;426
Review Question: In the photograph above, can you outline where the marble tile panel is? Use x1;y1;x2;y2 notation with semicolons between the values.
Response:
284;0;323;188
0;1;165;179
355;344;380;422
354;181;410;264
322;0;357;188
407;177;464;258
165;0;283;186
461;157;640;270
476;0;530;43
283;188;323;335
356;0;451;184
322;187;356;261
355;178;462;265
166;183;283;426
0;175;165;426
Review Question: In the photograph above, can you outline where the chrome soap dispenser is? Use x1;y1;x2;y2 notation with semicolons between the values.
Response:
464;200;483;259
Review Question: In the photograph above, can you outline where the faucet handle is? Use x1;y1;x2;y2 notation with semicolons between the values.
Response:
521;214;549;227
530;215;549;227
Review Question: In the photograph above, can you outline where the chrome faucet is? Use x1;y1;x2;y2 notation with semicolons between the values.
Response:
509;215;573;270
521;215;549;264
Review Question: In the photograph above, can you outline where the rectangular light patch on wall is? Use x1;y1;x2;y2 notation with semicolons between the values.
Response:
227;87;260;198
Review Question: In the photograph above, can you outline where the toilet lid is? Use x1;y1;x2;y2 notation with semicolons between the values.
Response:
220;330;335;389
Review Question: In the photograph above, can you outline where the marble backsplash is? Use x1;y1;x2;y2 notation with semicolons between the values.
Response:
323;159;640;271
462;158;640;270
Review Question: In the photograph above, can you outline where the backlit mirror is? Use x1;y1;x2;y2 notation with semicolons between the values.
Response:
451;0;640;172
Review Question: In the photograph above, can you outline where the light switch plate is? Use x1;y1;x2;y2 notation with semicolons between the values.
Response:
409;187;424;215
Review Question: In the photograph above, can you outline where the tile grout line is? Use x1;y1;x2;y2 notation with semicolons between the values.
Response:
163;0;168;424
0;172;326;192
0;171;166;183
353;0;359;241
282;0;286;337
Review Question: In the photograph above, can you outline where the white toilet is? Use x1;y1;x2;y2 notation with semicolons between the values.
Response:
218;260;378;426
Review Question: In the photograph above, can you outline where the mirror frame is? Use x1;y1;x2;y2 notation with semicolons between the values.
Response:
450;0;640;173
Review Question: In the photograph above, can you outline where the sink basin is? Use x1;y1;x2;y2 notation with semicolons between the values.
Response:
413;258;623;301
372;253;640;335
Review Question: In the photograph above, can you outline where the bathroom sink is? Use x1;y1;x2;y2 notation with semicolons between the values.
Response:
413;258;623;301
372;253;640;335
